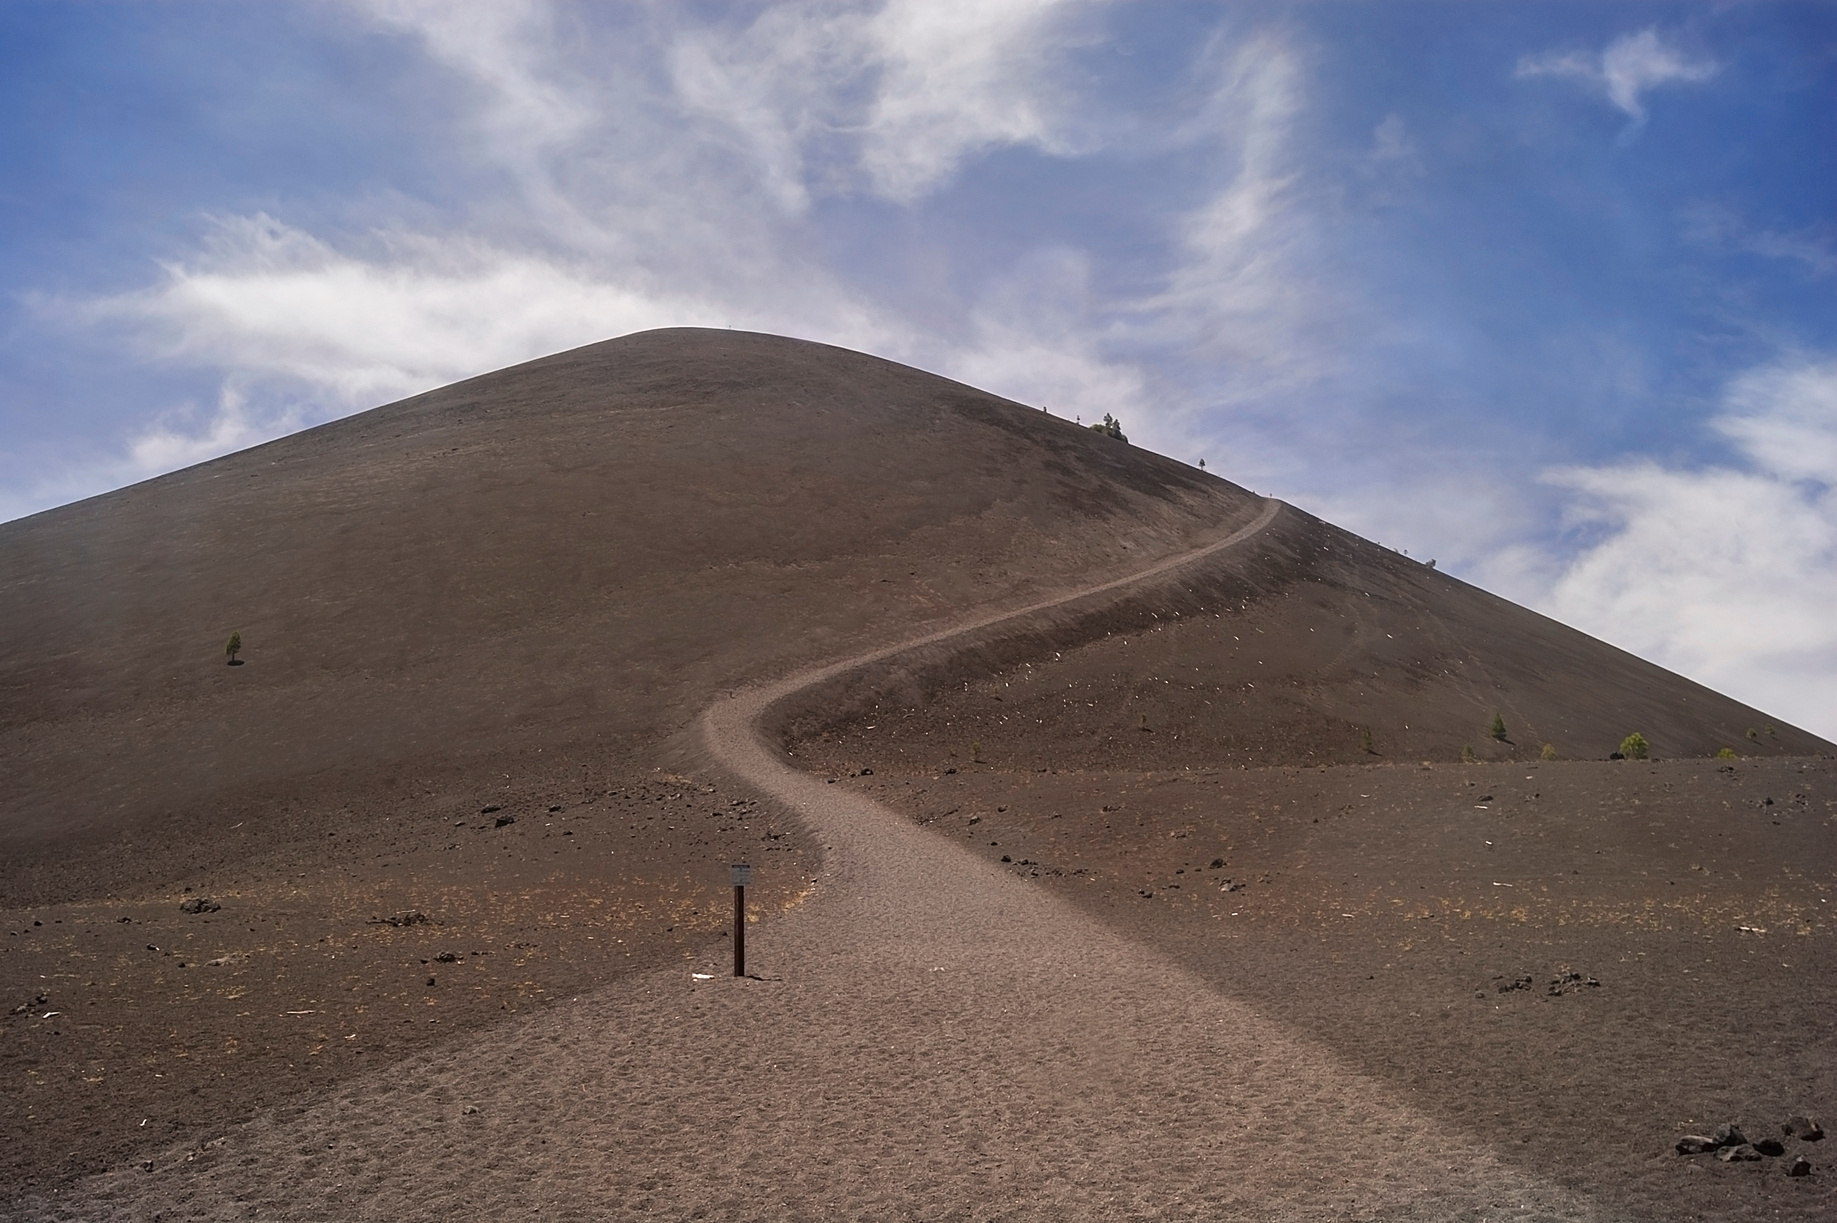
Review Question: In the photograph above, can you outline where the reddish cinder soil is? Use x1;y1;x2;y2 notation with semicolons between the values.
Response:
2;329;1830;1219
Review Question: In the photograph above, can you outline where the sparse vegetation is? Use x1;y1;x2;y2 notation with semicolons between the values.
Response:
1359;727;1376;755
1138;713;1149;732
224;631;242;665
1746;727;1759;740
1619;732;1649;760
970;740;982;763
1460;743;1476;763
1540;742;1558;761
1490;713;1508;742
1089;413;1127;442
1716;746;1737;759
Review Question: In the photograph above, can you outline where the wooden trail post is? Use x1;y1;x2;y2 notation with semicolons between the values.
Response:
730;863;751;977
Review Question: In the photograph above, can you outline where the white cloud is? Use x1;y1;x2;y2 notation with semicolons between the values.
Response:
1533;357;1837;739
1131;35;1330;396
669;0;1088;205
85;215;686;407
1516;27;1717;124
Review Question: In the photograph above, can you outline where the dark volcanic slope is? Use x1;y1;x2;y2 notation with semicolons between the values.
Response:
1;328;1260;869
787;504;1831;773
0;328;1263;1189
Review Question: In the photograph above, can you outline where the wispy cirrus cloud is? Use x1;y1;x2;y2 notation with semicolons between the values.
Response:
1516;27;1717;125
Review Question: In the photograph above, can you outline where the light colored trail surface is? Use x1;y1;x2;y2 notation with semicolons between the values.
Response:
25;500;1607;1221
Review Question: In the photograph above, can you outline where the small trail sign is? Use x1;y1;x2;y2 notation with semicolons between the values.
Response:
730;863;751;976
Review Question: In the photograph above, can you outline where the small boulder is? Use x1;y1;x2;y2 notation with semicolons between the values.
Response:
1714;1122;1748;1149
494;814;515;828
1677;1135;1719;1155
1717;1144;1762;1163
434;951;459;964
1754;1138;1785;1157
1783;1115;1824;1142
1787;1156;1812;1177
178;897;220;915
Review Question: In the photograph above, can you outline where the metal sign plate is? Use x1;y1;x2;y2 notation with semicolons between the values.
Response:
730;863;753;887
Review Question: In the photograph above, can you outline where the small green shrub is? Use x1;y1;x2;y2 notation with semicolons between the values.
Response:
1716;746;1737;759
1746;727;1759;740
1619;732;1649;760
970;740;982;763
1490;713;1508;742
1540;742;1558;761
224;631;242;665
1359;727;1376;755
1089;413;1128;442
1460;743;1476;763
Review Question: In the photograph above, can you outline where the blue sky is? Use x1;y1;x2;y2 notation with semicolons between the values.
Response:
2;1;1834;737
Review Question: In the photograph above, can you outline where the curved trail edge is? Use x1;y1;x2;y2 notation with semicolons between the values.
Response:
700;496;1285;805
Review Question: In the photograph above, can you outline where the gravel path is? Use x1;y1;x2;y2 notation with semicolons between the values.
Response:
19;499;1610;1221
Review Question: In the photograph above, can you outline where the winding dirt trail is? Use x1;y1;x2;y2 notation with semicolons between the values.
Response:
24;500;1613;1221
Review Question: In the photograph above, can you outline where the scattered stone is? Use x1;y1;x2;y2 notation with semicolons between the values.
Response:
178;897;220;915
1210;858;1225;869
1784;1115;1824;1142
1496;974;1533;993
462;1105;479;1116
494;814;516;828
371;911;431;928
860;767;873;775
547;805;562;812
1754;1138;1785;1157
1000;855;1011;863
1787;1156;1812;1177
1677;1135;1719;1155
434;951;460;964
1718;1144;1763;1163
426;976;436;987
1219;879;1245;893
1546;970;1600;995
943;767;957;775
480;805;501;814
1714;1122;1748;1149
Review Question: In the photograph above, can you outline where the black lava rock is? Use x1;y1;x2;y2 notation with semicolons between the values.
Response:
1754;1138;1786;1157
1784;1115;1824;1142
1787;1156;1812;1177
1677;1136;1719;1155
1714;1123;1749;1148
495;814;516;828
